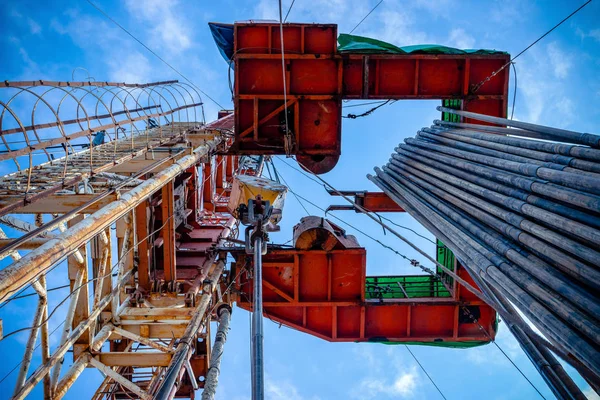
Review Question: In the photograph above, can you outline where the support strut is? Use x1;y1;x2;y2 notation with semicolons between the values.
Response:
202;306;232;400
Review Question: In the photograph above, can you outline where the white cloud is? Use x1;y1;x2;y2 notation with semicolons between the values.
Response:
265;379;321;400
448;28;475;49
555;98;575;119
547;42;572;79
27;18;42;35
255;0;350;24
106;52;152;83
373;10;429;45
124;0;191;54
18;48;37;70
254;0;431;44
50;19;68;35
10;8;22;18
576;27;600;43
9;8;42;35
490;0;531;26
353;367;418;399
467;325;523;366
513;45;577;126
393;372;418;396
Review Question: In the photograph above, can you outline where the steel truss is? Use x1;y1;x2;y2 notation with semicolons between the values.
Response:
0;81;249;399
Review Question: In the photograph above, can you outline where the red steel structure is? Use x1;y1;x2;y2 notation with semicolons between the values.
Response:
229;21;508;346
235;247;496;344
232;22;509;173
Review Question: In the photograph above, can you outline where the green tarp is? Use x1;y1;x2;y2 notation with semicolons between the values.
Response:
365;275;451;300
363;240;497;349
338;33;508;55
371;339;490;349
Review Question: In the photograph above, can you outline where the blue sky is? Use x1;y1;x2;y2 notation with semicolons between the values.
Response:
1;0;599;399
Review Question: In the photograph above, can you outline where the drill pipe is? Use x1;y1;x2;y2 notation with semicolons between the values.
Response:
437;106;600;147
433;120;600;162
379;165;600;342
405;137;600;195
370;172;600;389
386;159;600;279
426;126;600;173
395;146;600;229
388;154;600;317
398;142;599;215
370;168;600;373
419;128;600;176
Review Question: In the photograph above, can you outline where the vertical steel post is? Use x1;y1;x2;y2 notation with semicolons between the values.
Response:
202;307;232;400
252;235;264;400
13;293;46;395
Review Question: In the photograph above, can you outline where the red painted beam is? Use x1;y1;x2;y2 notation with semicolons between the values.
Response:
235;249;496;344
232;22;509;173
327;191;404;213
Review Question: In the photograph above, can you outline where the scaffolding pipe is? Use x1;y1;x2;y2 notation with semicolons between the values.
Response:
13;294;46;395
53;353;91;400
0;135;222;303
50;268;86;393
201;307;232;400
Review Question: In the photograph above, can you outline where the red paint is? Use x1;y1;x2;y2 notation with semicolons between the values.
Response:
232;22;509;174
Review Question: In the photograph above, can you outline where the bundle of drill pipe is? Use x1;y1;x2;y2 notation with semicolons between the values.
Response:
368;107;600;397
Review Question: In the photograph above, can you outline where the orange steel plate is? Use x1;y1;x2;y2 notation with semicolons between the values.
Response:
235;249;496;344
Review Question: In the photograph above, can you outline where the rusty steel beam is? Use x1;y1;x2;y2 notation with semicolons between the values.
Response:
2;80;179;88
0;103;200;162
53;353;91;400
326;190;404;213
0;134;222;303
0;147;184;259
12;269;134;400
135;201;151;290
0;133;187;218
0;104;160;136
161;182;177;284
88;356;152;400
154;259;225;400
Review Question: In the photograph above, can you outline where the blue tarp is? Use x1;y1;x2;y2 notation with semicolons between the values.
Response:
209;23;234;64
